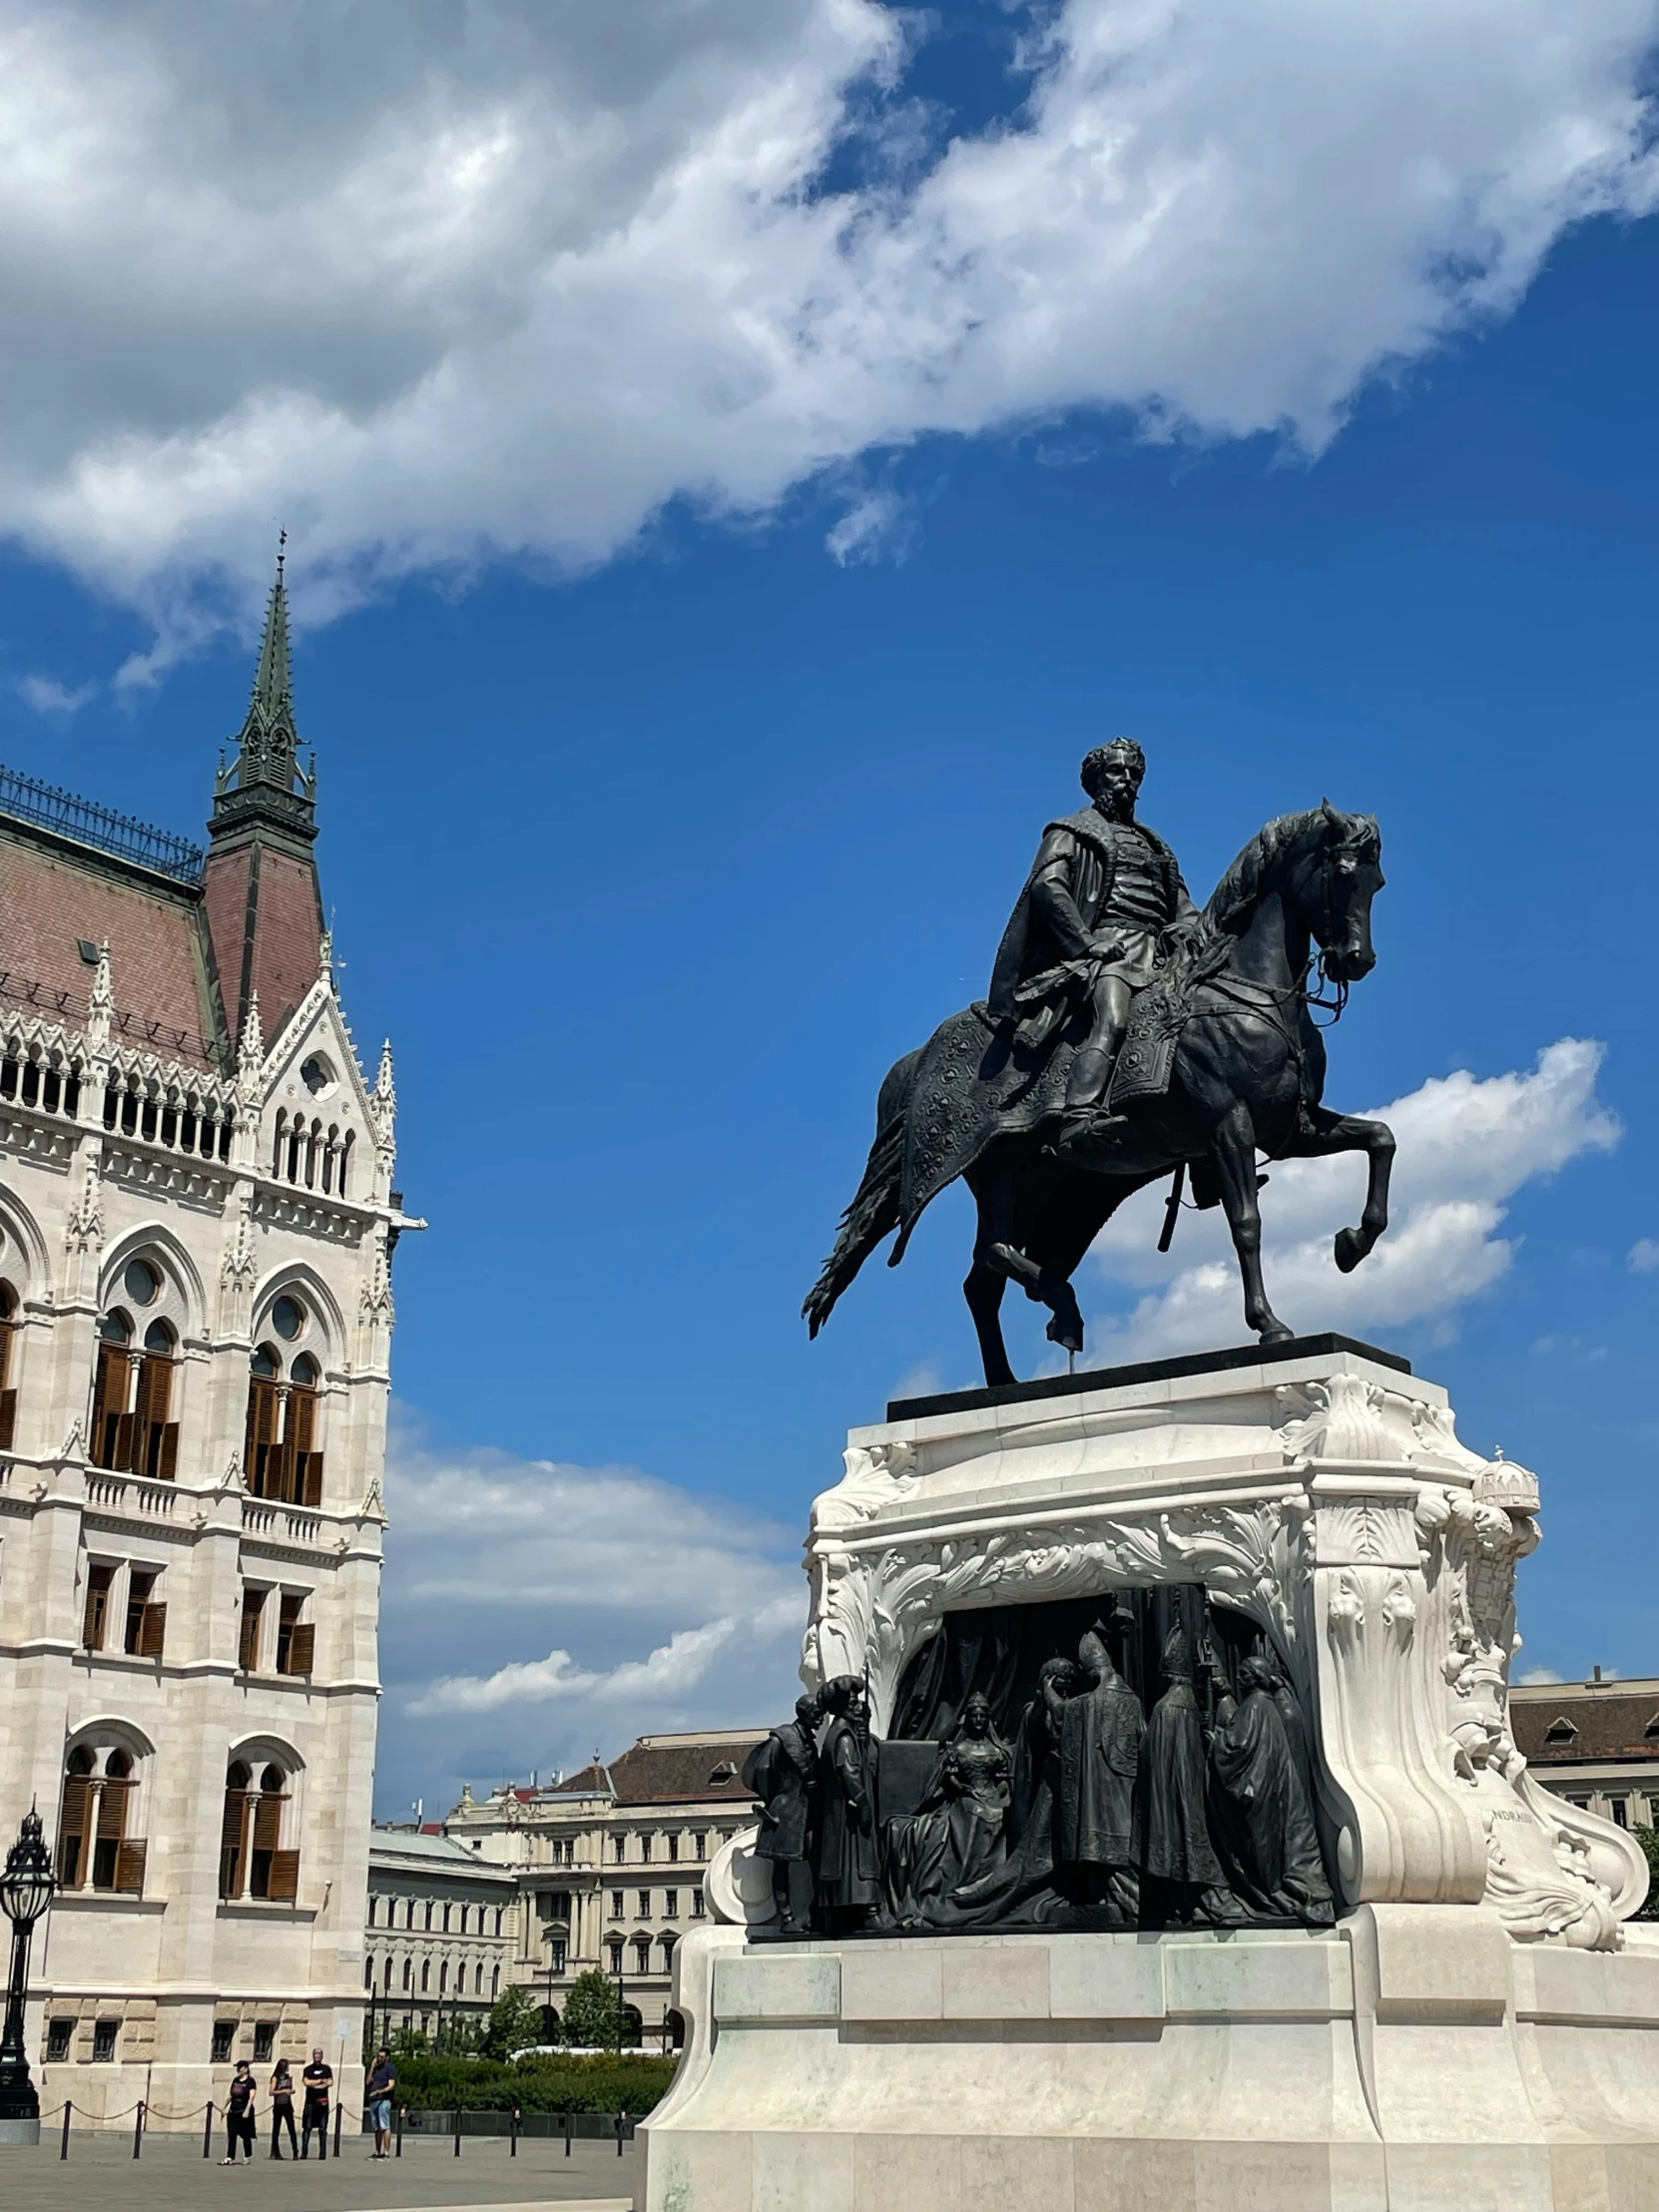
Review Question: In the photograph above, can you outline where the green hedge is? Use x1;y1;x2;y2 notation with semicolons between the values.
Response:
388;2051;678;2115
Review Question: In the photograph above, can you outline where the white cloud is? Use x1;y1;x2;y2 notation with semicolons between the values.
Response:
1516;1668;1564;1686
1083;1039;1619;1361
1629;1238;1659;1274
16;674;96;716
0;2;1648;656
378;1418;806;1806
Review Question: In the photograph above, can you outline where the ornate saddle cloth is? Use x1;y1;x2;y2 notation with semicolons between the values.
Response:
1106;971;1195;1108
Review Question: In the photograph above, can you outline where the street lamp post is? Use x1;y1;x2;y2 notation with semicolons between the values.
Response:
0;1809;56;2146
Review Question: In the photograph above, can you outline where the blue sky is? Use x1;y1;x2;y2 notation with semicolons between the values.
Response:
0;2;1656;1813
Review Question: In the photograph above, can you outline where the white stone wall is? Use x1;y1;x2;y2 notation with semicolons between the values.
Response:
0;955;411;2128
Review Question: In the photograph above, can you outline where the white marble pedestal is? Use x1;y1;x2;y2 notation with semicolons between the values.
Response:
644;1338;1658;2211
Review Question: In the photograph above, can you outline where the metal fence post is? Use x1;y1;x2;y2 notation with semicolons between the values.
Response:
61;2102;72;2160
203;2101;215;2158
453;2107;461;2158
333;2097;342;2157
616;2109;625;2157
395;2104;404;2157
133;2100;146;2158
563;2110;571;2158
510;2108;519;2158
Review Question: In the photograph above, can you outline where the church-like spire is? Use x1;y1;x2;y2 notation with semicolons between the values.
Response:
210;541;316;841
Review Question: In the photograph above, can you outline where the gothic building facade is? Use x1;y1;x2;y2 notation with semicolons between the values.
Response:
0;563;416;2125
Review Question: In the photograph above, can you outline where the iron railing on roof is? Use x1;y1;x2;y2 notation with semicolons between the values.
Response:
0;764;204;884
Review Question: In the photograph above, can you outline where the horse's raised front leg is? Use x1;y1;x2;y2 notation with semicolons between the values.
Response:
1208;1102;1292;1343
1281;1106;1395;1273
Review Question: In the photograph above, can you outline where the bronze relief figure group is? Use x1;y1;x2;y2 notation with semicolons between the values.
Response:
744;1589;1334;1939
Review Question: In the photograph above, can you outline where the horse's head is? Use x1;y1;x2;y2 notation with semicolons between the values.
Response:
1296;800;1383;982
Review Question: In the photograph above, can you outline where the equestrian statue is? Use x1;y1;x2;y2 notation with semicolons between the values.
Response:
804;738;1393;1385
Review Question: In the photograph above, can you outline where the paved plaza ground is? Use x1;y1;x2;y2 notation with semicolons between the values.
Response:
3;2129;640;2212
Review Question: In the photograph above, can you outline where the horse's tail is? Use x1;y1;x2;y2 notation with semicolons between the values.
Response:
803;1049;918;1338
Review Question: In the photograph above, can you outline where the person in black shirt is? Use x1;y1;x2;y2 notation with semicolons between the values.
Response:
269;2058;297;2158
220;2061;257;2164
299;2047;333;2159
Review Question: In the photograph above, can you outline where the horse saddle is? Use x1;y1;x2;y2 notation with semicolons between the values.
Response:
1106;972;1193;1108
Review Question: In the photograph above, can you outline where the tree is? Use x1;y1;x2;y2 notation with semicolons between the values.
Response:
1634;1827;1659;1921
559;1968;622;2051
481;1981;546;2060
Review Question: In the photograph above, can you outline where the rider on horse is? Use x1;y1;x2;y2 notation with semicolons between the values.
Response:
987;738;1199;1136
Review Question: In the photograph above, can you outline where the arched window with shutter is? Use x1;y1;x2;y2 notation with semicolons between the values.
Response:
91;1312;134;1469
245;1346;281;1496
0;1279;19;1449
58;1738;149;1894
245;1292;326;1505
220;1760;253;1899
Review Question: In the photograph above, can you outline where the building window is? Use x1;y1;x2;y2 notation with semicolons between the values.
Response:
666;1834;680;1864
405;1899;416;1930
709;1761;738;1787
46;2018;74;2063
439;1960;449;1995
693;1832;706;1861
610;1890;624;1918
92;2019;119;2063
1545;1716;1578;1744
253;2022;276;2062
474;1961;484;1995
91;1288;180;1480
57;1743;144;1893
493;1908;503;1936
245;1327;325;1507
0;1280;20;1449
424;1900;434;1930
275;1592;314;1676
665;1890;679;1919
212;2021;236;2063
491;1965;500;1997
81;1562;115;1650
637;1890;650;1918
239;1586;267;1672
443;1903;452;1932
421;1959;430;1992
691;1890;706;1920
660;1934;677;1970
368;1896;379;1928
551;1941;566;1975
633;1937;651;1974
641;1834;653;1864
220;1760;297;1901
383;1956;394;1991
122;1566;166;1656
607;1941;623;1974
1612;1799;1630;1829
612;1836;625;1864
402;1957;412;1990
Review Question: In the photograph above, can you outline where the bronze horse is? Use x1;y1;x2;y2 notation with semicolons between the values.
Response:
806;805;1392;1386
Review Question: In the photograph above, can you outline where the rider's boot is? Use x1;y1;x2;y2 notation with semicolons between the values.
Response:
1056;1044;1130;1158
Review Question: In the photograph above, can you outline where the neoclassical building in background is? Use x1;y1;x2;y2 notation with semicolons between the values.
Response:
0;561;416;2124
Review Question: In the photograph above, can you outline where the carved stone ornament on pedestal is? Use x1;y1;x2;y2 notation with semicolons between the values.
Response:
657;1343;1659;2212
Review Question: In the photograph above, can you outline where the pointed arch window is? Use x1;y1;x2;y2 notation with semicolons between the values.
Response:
90;1260;182;1477
0;1279;18;1449
244;1321;323;1506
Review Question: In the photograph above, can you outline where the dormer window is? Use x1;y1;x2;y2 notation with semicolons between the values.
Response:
1545;1716;1578;1744
1644;1713;1659;1740
708;1761;738;1787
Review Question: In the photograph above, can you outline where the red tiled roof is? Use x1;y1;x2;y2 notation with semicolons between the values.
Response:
0;821;226;1068
203;839;324;1046
605;1737;762;1808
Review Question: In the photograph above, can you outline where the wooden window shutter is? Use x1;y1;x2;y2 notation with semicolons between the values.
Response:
299;1452;322;1507
268;1850;299;1903
245;1378;279;1498
114;1839;147;1896
284;1622;314;1676
220;1789;249;1897
97;1778;131;1843
90;1344;124;1468
137;1602;167;1659
58;1776;90;1882
252;1792;283;1852
0;1387;15;1450
158;1423;179;1480
112;1408;137;1474
239;1590;265;1672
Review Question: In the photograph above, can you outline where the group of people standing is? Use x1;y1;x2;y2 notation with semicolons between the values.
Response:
219;2048;336;2164
745;1611;1335;1936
